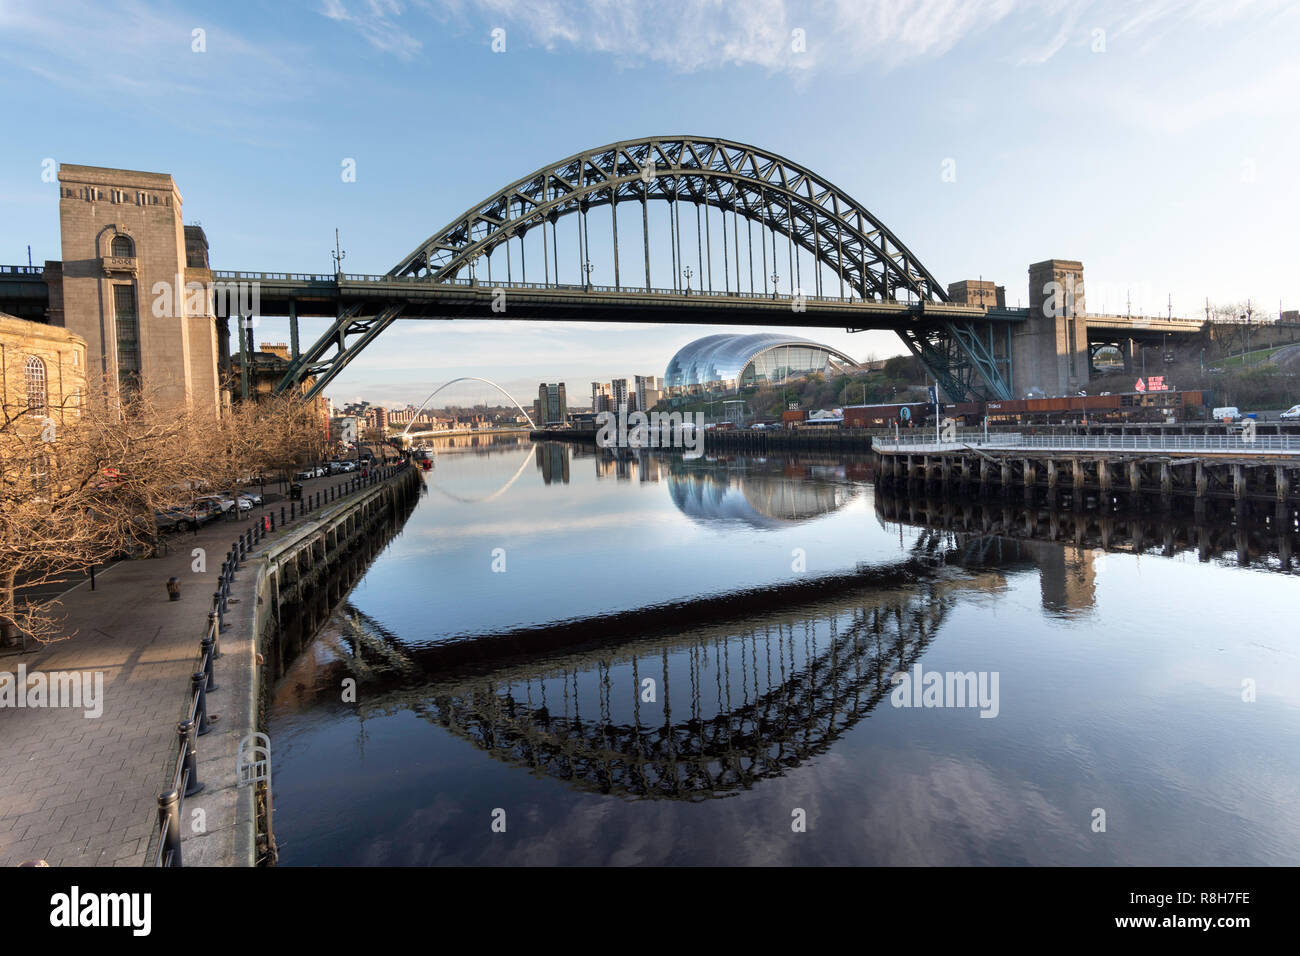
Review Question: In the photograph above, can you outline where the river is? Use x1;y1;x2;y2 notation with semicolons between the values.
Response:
268;436;1299;865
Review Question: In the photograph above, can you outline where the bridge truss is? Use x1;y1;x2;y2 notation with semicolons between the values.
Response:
276;136;1015;402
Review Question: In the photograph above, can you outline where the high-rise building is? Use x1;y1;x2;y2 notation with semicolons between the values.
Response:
635;374;662;413
611;378;631;412
538;382;567;424
591;381;612;414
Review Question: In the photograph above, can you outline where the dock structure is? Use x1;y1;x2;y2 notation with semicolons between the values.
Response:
874;433;1300;512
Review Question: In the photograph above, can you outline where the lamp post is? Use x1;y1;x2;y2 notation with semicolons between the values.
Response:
582;260;595;291
771;272;780;300
682;266;693;295
331;228;346;276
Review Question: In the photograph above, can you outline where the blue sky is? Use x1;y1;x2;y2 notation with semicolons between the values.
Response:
2;0;1297;408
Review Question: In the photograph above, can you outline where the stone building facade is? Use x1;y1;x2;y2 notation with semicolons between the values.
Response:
0;311;87;423
54;164;224;417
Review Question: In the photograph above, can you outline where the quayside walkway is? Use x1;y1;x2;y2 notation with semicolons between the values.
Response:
0;469;397;867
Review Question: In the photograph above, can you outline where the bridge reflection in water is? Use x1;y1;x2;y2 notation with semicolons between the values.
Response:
280;532;1005;801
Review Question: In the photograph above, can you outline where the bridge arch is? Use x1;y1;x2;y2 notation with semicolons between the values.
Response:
390;136;948;304
401;376;536;437
278;137;1014;404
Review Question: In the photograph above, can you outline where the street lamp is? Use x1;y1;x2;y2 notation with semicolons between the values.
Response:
331;228;346;276
682;265;694;295
771;272;780;299
582;260;595;291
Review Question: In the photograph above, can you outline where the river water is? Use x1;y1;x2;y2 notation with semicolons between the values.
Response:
268;436;1299;865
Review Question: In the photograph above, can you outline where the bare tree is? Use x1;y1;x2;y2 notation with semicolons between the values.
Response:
1;366;329;645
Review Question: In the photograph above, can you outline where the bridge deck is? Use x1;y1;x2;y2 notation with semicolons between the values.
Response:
204;271;1007;325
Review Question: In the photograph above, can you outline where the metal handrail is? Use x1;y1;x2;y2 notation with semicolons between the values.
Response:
149;462;409;866
204;269;943;307
872;433;1300;453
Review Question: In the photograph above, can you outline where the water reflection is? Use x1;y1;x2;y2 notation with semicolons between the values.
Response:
875;488;1300;578
667;455;864;528
279;531;1009;801
269;444;1300;866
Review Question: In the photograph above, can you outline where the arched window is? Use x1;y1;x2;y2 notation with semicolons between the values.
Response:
111;234;134;257
24;356;48;414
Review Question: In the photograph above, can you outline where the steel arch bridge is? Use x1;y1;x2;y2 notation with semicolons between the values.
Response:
401;376;536;434
270;136;1015;403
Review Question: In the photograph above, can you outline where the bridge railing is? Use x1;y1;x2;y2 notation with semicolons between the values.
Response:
0;264;46;277
873;433;1300;454
206;269;955;308
150;463;409;866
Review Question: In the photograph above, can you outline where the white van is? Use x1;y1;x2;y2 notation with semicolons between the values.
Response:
1212;406;1241;421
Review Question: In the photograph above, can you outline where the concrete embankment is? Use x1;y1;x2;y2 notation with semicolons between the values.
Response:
169;464;420;866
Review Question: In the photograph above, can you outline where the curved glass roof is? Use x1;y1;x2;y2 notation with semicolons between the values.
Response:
664;333;857;390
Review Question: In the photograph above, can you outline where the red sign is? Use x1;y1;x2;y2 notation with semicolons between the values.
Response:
1147;375;1168;391
1135;378;1146;392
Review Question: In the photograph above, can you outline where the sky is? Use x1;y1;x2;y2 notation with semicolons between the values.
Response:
2;0;1297;409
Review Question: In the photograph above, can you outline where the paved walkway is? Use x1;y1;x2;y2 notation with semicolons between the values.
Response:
0;473;359;867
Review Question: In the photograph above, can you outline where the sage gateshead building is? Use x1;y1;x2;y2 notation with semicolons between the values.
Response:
664;333;860;397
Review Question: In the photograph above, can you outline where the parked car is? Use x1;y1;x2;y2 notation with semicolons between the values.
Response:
239;491;263;506
195;493;236;514
1281;405;1300;420
155;499;223;533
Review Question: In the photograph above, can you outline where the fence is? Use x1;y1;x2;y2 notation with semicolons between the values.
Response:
150;463;408;866
873;433;1300;454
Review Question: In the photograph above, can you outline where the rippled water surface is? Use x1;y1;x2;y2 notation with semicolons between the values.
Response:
269;437;1300;865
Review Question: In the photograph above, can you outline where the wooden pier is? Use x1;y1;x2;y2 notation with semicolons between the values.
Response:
874;434;1300;510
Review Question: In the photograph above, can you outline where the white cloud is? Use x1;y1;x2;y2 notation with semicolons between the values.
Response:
317;0;424;58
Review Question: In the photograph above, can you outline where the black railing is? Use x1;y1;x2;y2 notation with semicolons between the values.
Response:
150;461;409;866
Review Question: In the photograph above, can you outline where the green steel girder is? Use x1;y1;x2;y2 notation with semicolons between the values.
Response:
276;302;405;400
896;318;1013;403
276;136;1017;402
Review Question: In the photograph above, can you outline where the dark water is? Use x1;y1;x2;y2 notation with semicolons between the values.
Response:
269;437;1300;865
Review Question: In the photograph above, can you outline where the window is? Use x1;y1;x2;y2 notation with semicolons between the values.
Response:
24;356;48;414
113;284;141;395
111;234;134;257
